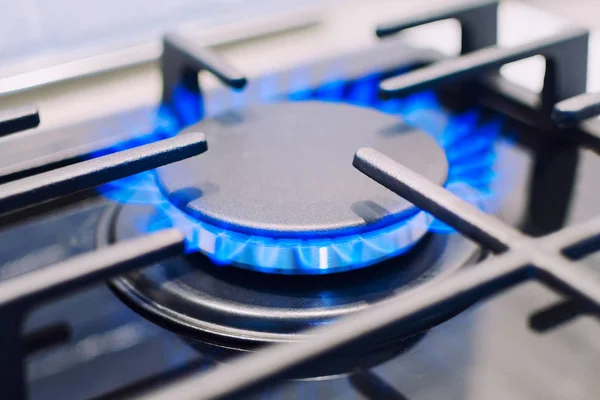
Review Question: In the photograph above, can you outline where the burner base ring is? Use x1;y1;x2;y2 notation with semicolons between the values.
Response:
100;204;482;378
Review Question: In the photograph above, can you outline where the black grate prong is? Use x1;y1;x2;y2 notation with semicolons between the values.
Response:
529;298;586;333
541;215;600;259
552;92;600;127
0;229;186;399
352;147;521;252
23;322;72;354
379;27;589;111
0;105;40;137
376;0;498;54
349;371;410;400
161;33;247;105
0;132;206;214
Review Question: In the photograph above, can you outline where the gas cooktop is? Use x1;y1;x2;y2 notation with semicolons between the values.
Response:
2;1;600;399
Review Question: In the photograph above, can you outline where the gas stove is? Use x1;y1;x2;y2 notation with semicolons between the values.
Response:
2;1;600;399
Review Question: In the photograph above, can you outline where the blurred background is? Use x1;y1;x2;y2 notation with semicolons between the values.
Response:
526;0;600;27
2;0;598;149
1;0;597;85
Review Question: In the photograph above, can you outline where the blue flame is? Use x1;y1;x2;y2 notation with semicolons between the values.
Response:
97;67;503;274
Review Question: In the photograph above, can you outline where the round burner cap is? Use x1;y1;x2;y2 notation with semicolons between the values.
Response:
157;101;447;237
148;101;448;273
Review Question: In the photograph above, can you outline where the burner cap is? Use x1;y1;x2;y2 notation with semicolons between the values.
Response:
158;101;447;236
153;101;447;273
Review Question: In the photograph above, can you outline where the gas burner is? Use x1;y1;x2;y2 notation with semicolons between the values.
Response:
91;15;503;381
93;28;502;275
100;92;500;274
96;47;499;377
100;202;481;378
99;85;490;376
156;100;447;273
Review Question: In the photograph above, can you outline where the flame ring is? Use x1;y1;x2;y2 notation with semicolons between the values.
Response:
99;72;501;274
